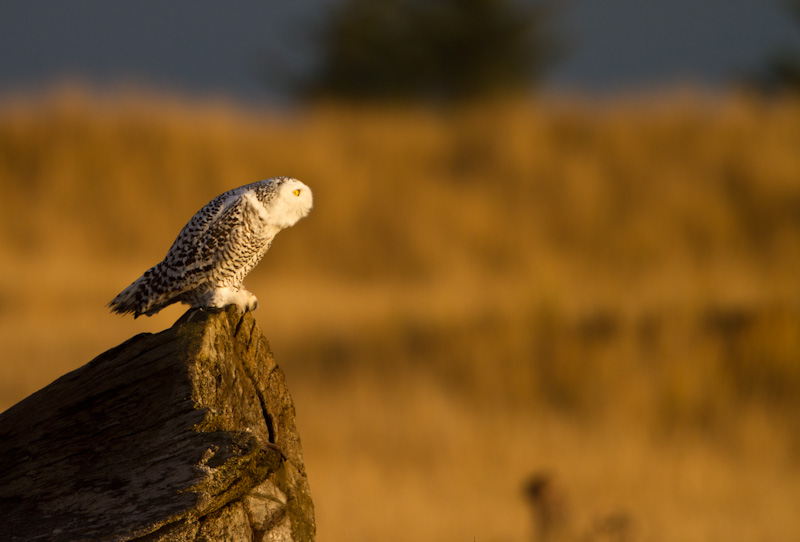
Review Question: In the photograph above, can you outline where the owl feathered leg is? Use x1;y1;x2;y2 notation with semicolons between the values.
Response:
197;287;258;313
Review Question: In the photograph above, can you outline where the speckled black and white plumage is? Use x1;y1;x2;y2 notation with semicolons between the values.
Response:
109;177;312;318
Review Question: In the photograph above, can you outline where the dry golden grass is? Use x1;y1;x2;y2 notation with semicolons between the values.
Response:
1;86;800;540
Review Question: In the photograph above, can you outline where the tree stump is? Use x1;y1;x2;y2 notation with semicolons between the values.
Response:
0;307;315;542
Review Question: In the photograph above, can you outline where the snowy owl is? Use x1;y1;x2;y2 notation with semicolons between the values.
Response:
109;176;312;318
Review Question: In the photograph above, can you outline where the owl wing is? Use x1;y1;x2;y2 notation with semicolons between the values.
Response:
166;191;271;288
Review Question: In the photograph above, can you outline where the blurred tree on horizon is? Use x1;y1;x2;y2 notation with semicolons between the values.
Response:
750;0;800;93
301;0;562;102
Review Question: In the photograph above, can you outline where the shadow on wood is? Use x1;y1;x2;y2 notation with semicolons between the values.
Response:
0;307;315;542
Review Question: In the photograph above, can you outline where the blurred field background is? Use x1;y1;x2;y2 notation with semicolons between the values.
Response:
1;86;800;541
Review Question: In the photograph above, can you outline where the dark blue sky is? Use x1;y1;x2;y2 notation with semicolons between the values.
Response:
0;0;798;104
549;0;800;93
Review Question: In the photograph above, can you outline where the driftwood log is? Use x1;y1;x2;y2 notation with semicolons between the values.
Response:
0;307;315;542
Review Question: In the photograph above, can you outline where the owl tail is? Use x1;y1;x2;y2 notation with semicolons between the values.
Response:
109;265;184;317
108;273;150;318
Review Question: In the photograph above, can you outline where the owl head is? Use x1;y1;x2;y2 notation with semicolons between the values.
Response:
269;177;313;228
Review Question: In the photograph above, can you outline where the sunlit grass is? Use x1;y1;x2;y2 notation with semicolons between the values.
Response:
1;87;799;540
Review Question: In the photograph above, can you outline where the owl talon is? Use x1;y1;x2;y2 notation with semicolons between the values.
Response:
240;289;258;312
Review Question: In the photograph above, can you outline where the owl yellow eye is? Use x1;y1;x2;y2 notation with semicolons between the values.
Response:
293;189;301;196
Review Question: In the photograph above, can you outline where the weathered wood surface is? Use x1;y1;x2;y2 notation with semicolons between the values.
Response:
0;307;315;542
